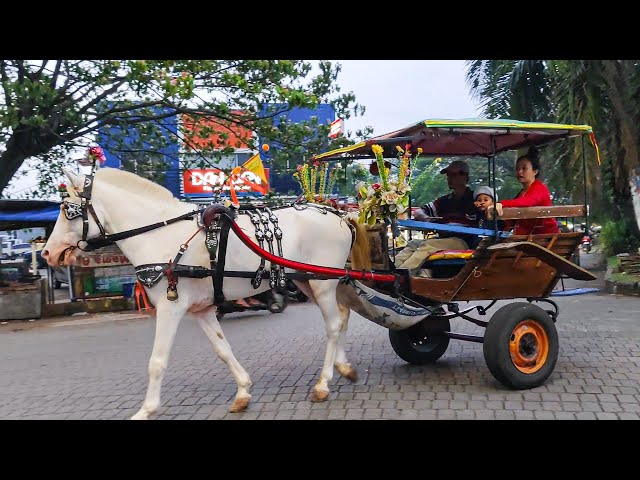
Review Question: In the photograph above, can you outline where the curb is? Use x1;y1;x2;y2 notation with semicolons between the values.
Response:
604;266;640;296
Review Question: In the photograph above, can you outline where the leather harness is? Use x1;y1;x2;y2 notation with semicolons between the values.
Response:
64;179;350;305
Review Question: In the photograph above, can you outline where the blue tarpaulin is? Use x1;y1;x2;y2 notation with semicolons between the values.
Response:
0;200;60;230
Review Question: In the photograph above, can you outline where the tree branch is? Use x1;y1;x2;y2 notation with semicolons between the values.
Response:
50;60;62;88
0;60;12;110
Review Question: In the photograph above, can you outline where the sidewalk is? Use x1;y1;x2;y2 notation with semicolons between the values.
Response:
0;309;153;333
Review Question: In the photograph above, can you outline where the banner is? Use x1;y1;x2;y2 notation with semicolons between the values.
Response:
242;153;268;184
182;168;269;196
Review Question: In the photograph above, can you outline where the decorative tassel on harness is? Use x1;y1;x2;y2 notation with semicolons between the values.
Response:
165;228;203;302
166;259;179;301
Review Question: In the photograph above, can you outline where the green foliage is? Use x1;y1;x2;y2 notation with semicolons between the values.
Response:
0;60;369;199
410;158;448;207
599;219;640;256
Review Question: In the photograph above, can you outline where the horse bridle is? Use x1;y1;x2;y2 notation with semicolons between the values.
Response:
62;172;205;252
62;173;109;251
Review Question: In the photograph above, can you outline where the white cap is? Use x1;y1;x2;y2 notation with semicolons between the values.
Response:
474;185;496;201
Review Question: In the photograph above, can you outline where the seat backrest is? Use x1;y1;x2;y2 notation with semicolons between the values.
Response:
498;204;585;220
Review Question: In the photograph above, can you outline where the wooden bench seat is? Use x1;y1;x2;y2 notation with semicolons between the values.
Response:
409;232;590;302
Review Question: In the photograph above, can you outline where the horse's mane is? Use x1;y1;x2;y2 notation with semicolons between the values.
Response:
95;168;177;202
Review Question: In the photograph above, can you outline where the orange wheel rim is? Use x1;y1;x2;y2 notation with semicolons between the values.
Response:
509;319;549;374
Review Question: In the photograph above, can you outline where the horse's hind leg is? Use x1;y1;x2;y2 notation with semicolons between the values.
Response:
194;306;252;413
307;279;342;402
297;280;357;384
334;302;357;382
132;300;187;420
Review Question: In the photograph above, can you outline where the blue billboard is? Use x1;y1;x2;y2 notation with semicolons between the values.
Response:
259;103;336;194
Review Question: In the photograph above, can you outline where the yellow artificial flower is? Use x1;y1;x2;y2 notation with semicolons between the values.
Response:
371;144;384;156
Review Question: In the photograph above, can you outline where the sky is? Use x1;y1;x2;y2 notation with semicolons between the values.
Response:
335;60;482;136
4;60;482;198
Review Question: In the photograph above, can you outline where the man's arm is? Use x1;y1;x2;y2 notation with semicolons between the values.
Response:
419;196;443;219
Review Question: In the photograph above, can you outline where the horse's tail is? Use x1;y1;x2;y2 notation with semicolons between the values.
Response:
345;214;372;271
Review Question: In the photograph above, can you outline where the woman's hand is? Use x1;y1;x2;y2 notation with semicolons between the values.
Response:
495;202;503;216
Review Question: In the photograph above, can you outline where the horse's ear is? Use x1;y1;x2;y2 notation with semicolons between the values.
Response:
62;167;81;188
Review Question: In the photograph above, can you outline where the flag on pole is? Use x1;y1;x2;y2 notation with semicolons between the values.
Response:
242;152;268;184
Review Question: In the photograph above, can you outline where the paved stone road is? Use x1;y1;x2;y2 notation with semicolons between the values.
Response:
1;252;639;420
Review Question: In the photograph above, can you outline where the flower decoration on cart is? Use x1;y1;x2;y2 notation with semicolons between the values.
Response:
356;143;421;226
293;161;342;205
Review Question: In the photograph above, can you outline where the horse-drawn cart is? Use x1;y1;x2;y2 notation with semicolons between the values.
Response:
304;119;600;390
42;119;602;418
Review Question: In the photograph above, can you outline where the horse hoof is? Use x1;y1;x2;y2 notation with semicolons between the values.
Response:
310;388;329;402
229;395;251;413
131;410;150;420
336;363;358;382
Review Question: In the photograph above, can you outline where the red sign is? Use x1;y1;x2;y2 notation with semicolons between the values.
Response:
182;168;270;196
77;246;131;268
182;113;253;150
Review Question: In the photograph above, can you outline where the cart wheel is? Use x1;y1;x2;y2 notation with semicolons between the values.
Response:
388;317;450;365
483;302;559;390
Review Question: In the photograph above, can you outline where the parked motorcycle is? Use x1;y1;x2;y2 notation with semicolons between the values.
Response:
284;279;308;303
581;234;592;253
217;288;288;320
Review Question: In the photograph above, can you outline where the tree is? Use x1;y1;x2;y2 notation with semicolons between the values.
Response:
0;60;368;198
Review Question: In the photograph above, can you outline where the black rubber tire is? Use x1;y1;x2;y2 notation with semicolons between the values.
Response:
388;316;450;365
268;300;287;314
294;291;309;302
483;302;559;390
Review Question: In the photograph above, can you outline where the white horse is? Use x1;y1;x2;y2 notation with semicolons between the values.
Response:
41;167;371;419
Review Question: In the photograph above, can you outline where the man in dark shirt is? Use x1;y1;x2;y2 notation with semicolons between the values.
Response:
395;160;477;269
414;160;477;226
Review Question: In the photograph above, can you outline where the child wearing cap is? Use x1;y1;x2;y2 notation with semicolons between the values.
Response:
473;186;505;232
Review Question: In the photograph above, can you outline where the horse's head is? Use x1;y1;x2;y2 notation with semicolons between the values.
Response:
41;167;102;267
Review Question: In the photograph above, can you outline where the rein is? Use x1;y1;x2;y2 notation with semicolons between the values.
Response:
82;208;203;251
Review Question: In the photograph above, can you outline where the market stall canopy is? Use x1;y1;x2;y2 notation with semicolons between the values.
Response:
0;200;61;231
310;118;599;163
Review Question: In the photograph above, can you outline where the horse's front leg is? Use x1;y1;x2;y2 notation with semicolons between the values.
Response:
132;298;188;420
308;280;342;402
193;306;252;413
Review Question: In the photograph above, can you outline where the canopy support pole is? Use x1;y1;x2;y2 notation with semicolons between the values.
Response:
581;135;589;235
491;136;498;240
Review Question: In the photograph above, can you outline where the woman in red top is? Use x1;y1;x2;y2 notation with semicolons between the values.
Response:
495;147;559;235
